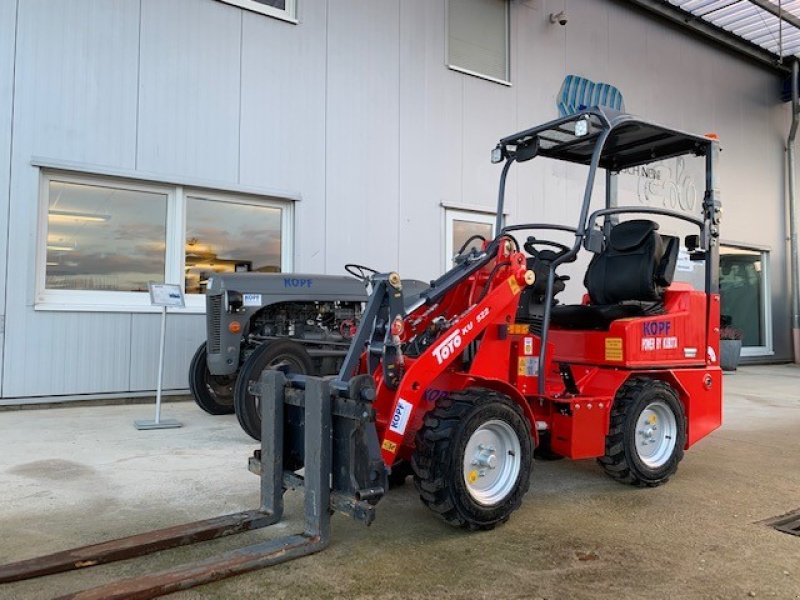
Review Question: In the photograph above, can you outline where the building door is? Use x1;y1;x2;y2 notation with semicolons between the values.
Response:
720;245;772;356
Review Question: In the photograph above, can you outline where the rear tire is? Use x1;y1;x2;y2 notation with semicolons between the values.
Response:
234;340;314;441
411;388;533;530
188;343;235;415
598;377;686;487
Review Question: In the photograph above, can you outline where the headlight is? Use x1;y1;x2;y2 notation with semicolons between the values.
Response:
225;290;243;312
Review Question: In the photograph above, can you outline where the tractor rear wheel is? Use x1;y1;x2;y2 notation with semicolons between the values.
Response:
598;377;686;487
411;388;533;530
234;340;314;441
188;343;236;415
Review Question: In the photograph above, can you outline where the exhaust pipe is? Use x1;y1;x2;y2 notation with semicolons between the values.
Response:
789;59;800;363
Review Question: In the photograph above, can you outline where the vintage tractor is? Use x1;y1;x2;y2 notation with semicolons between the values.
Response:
189;266;427;441
0;108;723;597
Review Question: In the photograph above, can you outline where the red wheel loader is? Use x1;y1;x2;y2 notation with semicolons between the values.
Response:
0;108;722;598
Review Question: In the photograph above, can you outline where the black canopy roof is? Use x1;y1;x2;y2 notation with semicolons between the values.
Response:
498;107;714;171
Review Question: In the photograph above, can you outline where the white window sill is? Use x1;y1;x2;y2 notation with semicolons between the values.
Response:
447;65;512;87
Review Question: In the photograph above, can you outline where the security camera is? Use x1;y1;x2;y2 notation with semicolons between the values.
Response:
550;10;568;26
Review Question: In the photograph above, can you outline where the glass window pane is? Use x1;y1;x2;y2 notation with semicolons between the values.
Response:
452;219;493;259
46;181;167;292
185;197;282;294
720;247;765;347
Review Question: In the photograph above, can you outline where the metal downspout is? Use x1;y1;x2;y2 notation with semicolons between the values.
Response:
788;59;800;363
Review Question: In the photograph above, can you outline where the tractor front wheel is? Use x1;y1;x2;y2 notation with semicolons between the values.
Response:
598;377;686;487
411;388;533;530
234;340;314;441
188;343;236;415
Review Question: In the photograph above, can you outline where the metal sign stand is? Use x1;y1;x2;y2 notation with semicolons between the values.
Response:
135;283;184;430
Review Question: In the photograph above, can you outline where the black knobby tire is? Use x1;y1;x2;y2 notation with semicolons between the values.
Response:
234;340;314;441
411;388;533;530
598;377;686;487
188;343;236;415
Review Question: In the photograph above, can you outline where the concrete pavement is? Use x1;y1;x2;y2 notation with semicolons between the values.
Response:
0;366;799;599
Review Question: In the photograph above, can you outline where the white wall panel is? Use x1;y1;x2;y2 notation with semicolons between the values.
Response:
325;0;400;274
238;3;327;272
3;311;131;397
0;0;18;395
398;0;464;280
2;0;141;397
137;0;241;181
129;313;205;391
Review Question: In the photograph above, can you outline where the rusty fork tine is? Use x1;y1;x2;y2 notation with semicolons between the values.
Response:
0;510;278;583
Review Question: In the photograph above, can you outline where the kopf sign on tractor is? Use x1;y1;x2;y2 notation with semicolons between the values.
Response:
0;107;723;598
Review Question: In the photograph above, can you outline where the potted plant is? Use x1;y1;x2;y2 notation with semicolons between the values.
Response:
719;326;743;371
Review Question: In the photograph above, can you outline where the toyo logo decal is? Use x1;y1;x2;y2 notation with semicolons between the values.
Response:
643;320;671;336
389;399;413;435
430;309;490;365
432;330;462;364
284;278;313;288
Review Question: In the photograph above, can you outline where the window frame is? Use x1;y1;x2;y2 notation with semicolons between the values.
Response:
215;0;298;24
35;170;294;313
443;208;496;272
445;0;511;86
719;242;773;358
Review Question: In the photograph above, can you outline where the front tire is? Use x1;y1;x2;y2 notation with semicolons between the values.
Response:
188;343;235;415
411;388;533;530
234;340;314;441
598;377;686;487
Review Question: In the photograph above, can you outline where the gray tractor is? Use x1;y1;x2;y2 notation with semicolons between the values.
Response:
189;264;426;440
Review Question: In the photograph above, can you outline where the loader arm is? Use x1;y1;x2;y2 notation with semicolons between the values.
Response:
375;249;530;465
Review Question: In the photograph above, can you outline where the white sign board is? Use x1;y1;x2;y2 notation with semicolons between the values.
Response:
148;283;185;308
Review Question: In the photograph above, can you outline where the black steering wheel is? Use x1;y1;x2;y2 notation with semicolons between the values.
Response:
523;236;573;262
345;263;379;282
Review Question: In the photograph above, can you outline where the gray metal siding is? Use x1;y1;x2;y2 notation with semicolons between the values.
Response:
0;0;17;396
137;0;241;180
0;0;793;399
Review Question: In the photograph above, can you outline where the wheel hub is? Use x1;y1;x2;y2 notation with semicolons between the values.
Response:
634;401;677;468
463;420;522;506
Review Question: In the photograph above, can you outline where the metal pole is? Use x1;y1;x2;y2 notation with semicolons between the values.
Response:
135;305;181;430
788;59;800;363
155;306;167;424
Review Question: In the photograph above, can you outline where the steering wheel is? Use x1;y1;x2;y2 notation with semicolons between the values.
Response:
345;263;379;282
523;236;573;262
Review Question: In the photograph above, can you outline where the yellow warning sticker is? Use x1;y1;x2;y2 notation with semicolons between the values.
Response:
508;276;521;295
381;439;398;453
468;470;478;484
605;337;623;361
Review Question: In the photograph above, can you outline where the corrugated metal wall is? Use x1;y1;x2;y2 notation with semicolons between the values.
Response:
0;0;791;399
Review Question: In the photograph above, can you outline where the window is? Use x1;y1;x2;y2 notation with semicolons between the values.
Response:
185;194;284;295
37;172;293;312
45;180;167;292
216;0;297;22
445;209;495;268
720;245;772;356
447;0;510;84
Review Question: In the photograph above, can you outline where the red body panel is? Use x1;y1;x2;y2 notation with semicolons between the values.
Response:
360;245;722;467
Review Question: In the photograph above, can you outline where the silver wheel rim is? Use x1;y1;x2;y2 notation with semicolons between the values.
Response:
634;400;677;468
463;419;522;506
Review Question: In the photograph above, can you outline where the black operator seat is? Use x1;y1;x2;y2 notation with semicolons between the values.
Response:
549;219;679;330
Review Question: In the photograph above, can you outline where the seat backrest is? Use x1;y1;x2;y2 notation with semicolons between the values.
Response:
584;220;676;305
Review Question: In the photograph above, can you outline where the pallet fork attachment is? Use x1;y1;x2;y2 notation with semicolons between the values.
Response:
0;370;384;599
